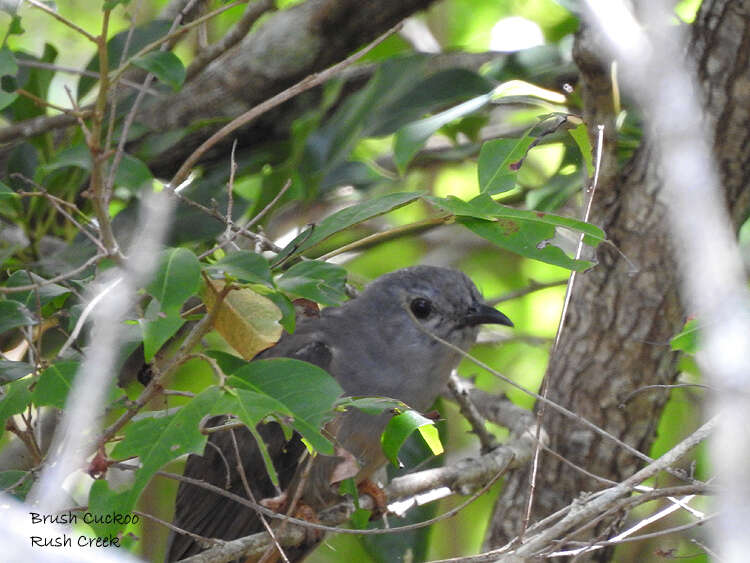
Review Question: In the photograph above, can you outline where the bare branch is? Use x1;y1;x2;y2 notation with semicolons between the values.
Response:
186;0;276;81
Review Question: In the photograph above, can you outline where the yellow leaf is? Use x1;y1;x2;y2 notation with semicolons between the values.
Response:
201;279;282;360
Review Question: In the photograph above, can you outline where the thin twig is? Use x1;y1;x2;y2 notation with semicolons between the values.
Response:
13;177;108;254
229;429;290;563
103;0;143;184
223;139;239;245
487;279;568;305
108;0;246;88
169;21;405;188
245;179;293;231
186;0;276;80
105;0;203;199
447;371;497;453
24;0;97;42
15;88;78;114
404;302;701;485
316;215;452;262
96;283;232;448
0;252;102;295
619;382;710;406
171;189;282;253
15;59;160;95
259;452;313;563
133;510;223;548
521;123;606;540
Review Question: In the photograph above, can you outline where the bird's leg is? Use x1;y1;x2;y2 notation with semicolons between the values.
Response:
357;478;388;518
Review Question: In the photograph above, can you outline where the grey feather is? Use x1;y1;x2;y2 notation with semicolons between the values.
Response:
166;266;511;561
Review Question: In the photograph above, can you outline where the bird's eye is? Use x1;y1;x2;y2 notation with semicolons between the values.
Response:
410;298;432;319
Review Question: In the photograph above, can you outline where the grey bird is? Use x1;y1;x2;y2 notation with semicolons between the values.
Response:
166;265;512;561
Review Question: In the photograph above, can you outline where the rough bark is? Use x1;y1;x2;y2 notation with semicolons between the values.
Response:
486;0;750;559
135;0;436;177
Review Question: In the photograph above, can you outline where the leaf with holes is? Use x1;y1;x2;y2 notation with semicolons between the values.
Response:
427;194;605;270
478;135;536;194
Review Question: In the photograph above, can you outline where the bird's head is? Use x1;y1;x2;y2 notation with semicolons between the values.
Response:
361;265;513;352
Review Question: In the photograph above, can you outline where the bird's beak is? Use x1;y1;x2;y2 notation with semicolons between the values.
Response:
464;303;513;327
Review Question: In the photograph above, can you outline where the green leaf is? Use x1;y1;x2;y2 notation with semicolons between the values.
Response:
89;387;231;537
0;47;18;78
141;300;185;362
4;270;71;312
132;51;185;91
671;319;699;354
8;16;24;36
206;251;274;287
568;122;594;178
0;181;21;218
426;193;605;270
277;192;421;262
393;92;492;174
0;379;33;440
9;44;57;122
382;410;442;467
298;58;492;190
33;361;79;409
206;350;249;376
0;300;36;334
229;358;343;455
0;470;33;500
0;361;33;385
263;290;296;333
43;144;92;174
351;507;372;529
113;153;153;192
226;388;295;487
0;89;18;112
417;423;443;458
103;0;131;9
336;396;405;416
146;247;201;313
78;20;171;100
459;216;591;271
478;135;536;194
277;260;348;306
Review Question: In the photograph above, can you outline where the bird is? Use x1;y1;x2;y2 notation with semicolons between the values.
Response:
166;265;512;561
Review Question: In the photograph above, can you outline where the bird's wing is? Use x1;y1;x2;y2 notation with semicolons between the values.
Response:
165;332;334;562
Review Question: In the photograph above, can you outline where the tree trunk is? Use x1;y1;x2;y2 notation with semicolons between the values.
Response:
486;0;750;558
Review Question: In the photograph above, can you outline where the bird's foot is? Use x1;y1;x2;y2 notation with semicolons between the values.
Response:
260;494;324;544
357;479;388;518
260;491;288;512
293;502;325;543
